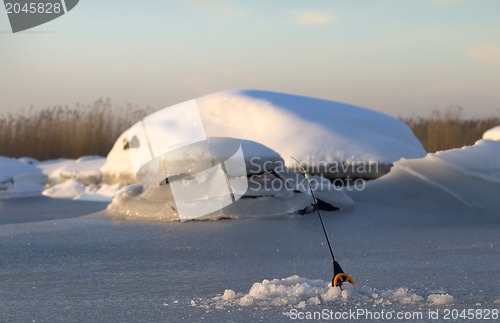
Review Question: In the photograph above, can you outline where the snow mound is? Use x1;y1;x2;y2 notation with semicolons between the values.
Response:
427;294;454;305
483;125;500;141
106;184;352;222
1;155;121;201
38;156;105;185
105;135;354;221
205;275;446;309
0;157;47;198
101;90;425;183
351;140;500;216
222;289;237;301
33;156;122;202
106;166;354;222
42;179;86;199
41;179;122;201
75;183;123;202
199;90;425;166
134;137;283;184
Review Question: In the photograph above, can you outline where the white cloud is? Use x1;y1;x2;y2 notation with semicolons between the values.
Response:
467;45;500;67
294;11;334;25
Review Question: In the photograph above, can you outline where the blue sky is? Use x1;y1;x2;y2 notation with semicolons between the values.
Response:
1;0;499;118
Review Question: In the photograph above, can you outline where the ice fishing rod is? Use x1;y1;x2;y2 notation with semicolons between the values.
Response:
291;157;354;288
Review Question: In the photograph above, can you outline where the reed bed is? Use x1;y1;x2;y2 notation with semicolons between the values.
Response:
403;108;500;153
1;102;499;160
0;99;153;160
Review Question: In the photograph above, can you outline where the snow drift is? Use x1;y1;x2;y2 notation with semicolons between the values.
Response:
351;140;500;218
0;157;47;197
35;156;123;201
0;156;122;202
38;156;105;185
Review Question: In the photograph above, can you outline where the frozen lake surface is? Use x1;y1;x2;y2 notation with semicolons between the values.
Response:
2;138;499;322
1;196;498;322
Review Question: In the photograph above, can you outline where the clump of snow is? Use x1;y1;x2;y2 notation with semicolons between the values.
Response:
222;289;236;301
378;287;423;305
38;156;105;185
208;275;442;309
236;276;330;307
29;156;123;202
321;283;350;301
427;294;454;305
42;180;123;202
101;90;425;183
42;179;86;199
483;125;500;141
1;155;122;201
76;183;123;202
0;157;47;198
111;184;145;202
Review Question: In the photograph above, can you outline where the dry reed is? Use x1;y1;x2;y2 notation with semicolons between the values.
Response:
1;102;499;160
0;99;153;160
403;107;500;153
